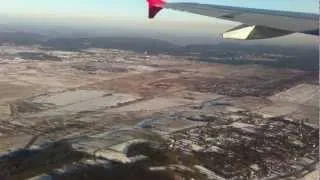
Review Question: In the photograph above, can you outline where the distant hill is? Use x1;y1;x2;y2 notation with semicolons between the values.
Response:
0;31;47;45
0;31;316;71
42;37;178;53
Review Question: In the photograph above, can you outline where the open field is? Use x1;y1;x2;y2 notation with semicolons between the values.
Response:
0;45;318;180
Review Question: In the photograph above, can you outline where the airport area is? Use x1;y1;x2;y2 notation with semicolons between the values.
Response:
0;45;318;179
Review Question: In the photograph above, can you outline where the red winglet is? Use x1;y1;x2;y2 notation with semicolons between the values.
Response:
147;0;166;19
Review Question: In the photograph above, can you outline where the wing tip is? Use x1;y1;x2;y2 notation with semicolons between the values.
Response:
148;6;163;18
147;0;166;19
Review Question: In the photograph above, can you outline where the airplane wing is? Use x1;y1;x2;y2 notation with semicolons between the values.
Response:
147;0;319;40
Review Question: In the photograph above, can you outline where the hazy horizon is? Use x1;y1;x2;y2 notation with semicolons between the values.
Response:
0;15;317;47
0;0;318;46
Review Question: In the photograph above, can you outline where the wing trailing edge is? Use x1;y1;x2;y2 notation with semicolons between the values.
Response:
223;24;293;40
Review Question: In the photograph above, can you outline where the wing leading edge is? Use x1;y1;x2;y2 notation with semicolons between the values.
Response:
146;0;319;40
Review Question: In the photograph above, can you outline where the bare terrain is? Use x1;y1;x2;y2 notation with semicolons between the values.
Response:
0;44;318;180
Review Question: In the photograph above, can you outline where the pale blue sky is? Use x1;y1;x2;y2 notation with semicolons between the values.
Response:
1;0;317;19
